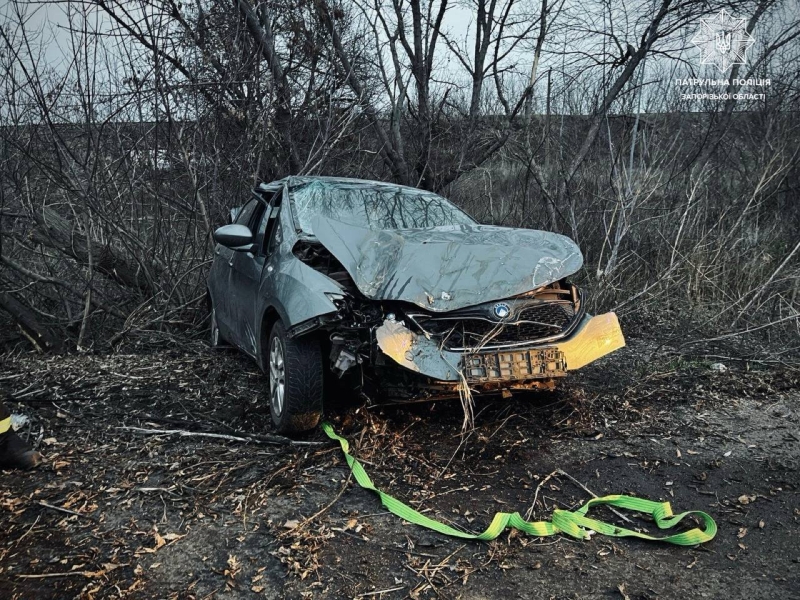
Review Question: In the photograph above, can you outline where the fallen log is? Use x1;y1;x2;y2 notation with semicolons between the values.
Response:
0;291;62;352
31;208;158;295
1;255;127;319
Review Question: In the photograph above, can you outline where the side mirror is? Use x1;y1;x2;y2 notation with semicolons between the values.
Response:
214;224;254;251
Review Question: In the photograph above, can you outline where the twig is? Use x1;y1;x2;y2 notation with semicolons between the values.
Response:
116;426;320;446
0;373;26;382
356;586;406;598
732;238;800;327
15;514;41;547
525;469;558;520
38;501;97;521
680;313;799;347
134;486;183;496
556;469;634;525
12;385;45;400
434;429;474;481
16;571;98;579
429;544;466;575
405;562;442;598
279;470;353;538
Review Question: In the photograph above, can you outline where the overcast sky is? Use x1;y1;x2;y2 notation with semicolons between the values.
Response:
3;0;797;120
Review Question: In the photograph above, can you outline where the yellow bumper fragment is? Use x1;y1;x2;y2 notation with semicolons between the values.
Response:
553;312;625;370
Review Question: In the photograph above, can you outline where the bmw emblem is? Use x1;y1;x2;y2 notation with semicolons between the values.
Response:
493;303;511;319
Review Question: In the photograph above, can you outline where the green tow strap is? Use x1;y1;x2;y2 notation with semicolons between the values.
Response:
322;422;717;545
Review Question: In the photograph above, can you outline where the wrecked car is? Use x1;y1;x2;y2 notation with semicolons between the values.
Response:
207;176;625;433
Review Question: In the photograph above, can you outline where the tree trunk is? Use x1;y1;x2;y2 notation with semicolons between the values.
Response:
236;0;301;174
0;291;62;352
31;208;158;295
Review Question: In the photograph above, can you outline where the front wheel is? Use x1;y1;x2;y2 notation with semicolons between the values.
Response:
267;321;324;434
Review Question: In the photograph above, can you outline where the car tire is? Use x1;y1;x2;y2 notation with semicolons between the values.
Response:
267;321;324;434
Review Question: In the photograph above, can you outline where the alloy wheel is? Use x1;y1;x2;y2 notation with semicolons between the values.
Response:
269;336;286;417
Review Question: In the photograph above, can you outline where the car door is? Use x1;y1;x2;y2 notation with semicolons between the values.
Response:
227;194;273;355
215;198;260;346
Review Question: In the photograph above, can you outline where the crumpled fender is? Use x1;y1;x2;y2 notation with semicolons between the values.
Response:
375;319;462;381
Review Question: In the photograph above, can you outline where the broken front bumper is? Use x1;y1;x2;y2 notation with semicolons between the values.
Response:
375;312;625;383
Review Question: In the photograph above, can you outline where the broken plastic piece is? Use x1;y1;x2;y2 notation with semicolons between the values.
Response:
333;348;358;376
375;319;461;381
552;313;625;370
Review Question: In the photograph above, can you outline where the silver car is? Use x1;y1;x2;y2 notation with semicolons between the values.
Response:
207;177;625;433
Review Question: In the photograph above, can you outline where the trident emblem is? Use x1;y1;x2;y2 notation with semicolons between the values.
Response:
692;10;756;73
715;31;732;54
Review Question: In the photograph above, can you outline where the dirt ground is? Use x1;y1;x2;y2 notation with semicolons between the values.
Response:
1;333;798;600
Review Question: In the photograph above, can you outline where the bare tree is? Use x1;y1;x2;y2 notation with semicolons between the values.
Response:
0;0;797;352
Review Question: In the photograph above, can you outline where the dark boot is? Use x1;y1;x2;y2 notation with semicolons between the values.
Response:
0;429;42;470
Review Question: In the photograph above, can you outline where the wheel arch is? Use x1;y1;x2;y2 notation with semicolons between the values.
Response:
258;304;285;371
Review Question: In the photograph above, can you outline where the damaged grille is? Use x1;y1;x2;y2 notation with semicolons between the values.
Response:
464;348;567;381
410;300;579;351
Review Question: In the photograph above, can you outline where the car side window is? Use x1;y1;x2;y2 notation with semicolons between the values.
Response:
251;205;267;252
255;208;269;254
235;199;258;227
255;192;282;256
265;206;282;255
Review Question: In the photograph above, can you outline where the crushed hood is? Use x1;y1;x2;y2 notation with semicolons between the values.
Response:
310;216;583;312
